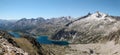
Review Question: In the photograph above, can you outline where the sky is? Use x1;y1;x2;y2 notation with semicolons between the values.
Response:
0;0;120;20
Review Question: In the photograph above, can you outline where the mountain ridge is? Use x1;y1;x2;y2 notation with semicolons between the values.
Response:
0;16;74;36
52;12;120;44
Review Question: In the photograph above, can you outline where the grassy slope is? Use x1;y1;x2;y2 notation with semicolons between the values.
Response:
12;38;38;55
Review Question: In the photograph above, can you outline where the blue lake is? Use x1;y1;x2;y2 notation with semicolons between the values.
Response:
36;36;69;45
9;32;21;38
9;32;69;45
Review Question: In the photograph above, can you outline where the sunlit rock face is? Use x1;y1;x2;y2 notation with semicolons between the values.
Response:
0;31;28;55
66;41;120;55
52;12;120;44
0;37;28;55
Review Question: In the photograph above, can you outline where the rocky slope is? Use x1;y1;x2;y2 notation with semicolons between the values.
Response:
52;11;120;44
66;41;120;55
0;30;55;55
0;30;28;55
0;36;28;55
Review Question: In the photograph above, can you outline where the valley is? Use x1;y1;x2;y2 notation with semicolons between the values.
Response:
0;12;120;55
0;0;119;55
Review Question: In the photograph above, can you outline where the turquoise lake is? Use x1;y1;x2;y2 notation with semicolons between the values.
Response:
9;32;69;45
9;32;21;38
36;36;69;45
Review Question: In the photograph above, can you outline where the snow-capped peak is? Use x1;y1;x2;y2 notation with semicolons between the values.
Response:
91;11;107;18
88;11;108;20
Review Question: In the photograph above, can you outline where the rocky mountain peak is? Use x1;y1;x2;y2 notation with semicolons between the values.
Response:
36;17;45;20
52;11;120;44
90;11;108;19
20;18;27;21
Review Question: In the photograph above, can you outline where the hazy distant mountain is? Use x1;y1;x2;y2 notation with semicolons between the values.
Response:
52;11;120;43
0;16;74;36
0;19;14;30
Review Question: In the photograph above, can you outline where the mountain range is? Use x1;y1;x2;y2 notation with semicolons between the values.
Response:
1;11;120;55
52;11;120;44
0;16;74;36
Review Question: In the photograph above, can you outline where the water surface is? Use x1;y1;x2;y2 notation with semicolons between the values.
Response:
36;36;69;45
9;32;21;38
9;32;69;45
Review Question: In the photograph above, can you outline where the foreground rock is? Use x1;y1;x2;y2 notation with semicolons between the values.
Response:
66;41;120;55
0;30;54;55
40;41;120;55
0;36;28;55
